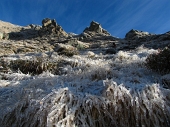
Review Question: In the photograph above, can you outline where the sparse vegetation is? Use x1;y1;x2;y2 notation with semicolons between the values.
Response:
9;57;58;75
0;57;58;75
1;19;170;127
145;47;170;75
57;47;79;57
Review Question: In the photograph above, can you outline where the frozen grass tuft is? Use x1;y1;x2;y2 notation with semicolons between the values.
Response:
0;47;170;127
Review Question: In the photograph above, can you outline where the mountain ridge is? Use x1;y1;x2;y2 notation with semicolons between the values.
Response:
1;18;169;38
0;18;169;56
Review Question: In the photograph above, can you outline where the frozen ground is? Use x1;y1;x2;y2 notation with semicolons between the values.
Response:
0;46;170;127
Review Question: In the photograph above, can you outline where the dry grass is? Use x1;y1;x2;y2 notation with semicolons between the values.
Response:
0;80;169;127
145;47;170;75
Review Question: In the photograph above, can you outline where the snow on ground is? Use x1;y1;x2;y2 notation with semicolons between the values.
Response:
0;46;169;126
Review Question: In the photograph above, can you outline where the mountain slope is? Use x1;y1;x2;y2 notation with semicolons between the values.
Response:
0;19;170;127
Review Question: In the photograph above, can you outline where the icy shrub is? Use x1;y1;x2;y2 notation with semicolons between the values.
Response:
0;58;10;73
145;47;170;75
57;47;79;57
0;80;169;127
9;57;58;75
76;43;85;50
68;39;85;50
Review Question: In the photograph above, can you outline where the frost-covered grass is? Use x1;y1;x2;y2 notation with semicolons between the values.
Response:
0;46;170;127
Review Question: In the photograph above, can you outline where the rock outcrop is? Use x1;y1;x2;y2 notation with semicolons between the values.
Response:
79;21;112;42
8;18;68;41
83;21;110;36
40;18;68;38
125;29;152;41
77;21;118;50
124;29;170;50
126;29;170;42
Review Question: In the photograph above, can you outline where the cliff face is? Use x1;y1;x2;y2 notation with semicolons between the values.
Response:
0;19;170;127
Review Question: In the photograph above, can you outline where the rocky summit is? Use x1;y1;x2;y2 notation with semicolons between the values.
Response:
83;21;110;35
0;18;170;127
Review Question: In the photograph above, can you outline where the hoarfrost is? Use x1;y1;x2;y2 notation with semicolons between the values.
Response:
0;47;170;127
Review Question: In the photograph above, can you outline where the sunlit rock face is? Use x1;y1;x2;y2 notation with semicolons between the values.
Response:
41;18;68;37
83;21;110;35
0;19;170;127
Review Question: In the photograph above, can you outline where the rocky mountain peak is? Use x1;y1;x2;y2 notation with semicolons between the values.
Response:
40;18;68;37
83;21;110;35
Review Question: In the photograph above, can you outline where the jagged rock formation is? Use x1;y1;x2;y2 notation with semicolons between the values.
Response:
80;21;111;40
0;18;79;56
75;21;118;53
40;18;68;38
83;21;110;35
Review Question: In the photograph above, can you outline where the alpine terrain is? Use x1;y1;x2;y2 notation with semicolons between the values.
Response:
0;18;170;127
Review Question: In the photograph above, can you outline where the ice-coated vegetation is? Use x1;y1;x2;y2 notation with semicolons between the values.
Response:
0;46;170;127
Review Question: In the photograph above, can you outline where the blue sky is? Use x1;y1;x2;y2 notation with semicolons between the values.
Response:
0;0;170;38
